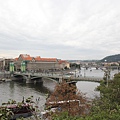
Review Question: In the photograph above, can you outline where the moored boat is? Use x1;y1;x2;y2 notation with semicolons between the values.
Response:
0;103;34;120
1;78;12;82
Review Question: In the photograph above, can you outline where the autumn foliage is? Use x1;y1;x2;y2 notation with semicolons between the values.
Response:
45;81;90;116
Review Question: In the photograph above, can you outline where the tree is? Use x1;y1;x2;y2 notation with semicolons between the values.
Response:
45;81;90;117
88;72;120;120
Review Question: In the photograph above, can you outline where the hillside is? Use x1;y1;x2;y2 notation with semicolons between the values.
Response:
100;54;120;62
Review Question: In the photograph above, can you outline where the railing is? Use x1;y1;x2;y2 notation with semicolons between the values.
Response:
13;72;103;83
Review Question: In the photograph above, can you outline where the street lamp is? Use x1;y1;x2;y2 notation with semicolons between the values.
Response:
104;60;110;87
84;67;85;77
75;70;76;78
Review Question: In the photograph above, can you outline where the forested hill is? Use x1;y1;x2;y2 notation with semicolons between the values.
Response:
100;54;120;62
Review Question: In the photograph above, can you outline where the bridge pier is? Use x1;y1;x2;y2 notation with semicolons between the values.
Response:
25;74;31;83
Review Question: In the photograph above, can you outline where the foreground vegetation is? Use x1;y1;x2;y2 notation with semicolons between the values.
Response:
52;73;120;120
1;72;120;119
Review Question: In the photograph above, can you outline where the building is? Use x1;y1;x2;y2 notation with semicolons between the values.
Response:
14;54;70;72
0;58;14;71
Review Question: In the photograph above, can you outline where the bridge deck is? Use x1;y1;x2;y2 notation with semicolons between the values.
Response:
13;72;103;83
69;77;102;82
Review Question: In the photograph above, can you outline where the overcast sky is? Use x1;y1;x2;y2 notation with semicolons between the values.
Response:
0;0;120;60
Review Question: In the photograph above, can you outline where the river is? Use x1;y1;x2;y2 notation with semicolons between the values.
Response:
0;68;119;110
0;79;57;110
75;67;119;79
0;80;99;110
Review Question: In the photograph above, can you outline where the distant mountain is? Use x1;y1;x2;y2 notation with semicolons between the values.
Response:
100;54;120;62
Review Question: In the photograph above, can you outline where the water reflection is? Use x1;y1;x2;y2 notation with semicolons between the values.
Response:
15;81;49;93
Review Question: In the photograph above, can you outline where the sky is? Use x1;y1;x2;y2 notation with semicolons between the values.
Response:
0;0;120;60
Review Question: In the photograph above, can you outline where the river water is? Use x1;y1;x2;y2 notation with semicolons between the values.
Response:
75;67;119;79
0;68;119;110
0;79;57;110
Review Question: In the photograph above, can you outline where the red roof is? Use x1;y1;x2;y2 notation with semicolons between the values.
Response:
59;60;67;64
14;58;18;61
39;58;57;62
16;54;57;62
34;56;41;61
20;54;33;61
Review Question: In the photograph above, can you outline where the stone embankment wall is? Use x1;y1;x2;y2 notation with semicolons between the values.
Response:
0;72;11;79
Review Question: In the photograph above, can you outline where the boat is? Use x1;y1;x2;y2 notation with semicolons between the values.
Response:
1;78;12;82
0;103;34;120
65;72;74;75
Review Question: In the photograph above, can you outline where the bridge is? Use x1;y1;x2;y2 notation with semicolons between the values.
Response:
12;72;103;83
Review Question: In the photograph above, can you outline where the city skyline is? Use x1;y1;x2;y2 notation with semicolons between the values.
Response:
0;0;120;60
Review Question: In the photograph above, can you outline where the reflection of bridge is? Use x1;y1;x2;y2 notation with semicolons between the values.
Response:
12;72;103;83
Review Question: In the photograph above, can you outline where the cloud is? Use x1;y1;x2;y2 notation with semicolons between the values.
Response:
0;0;120;60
